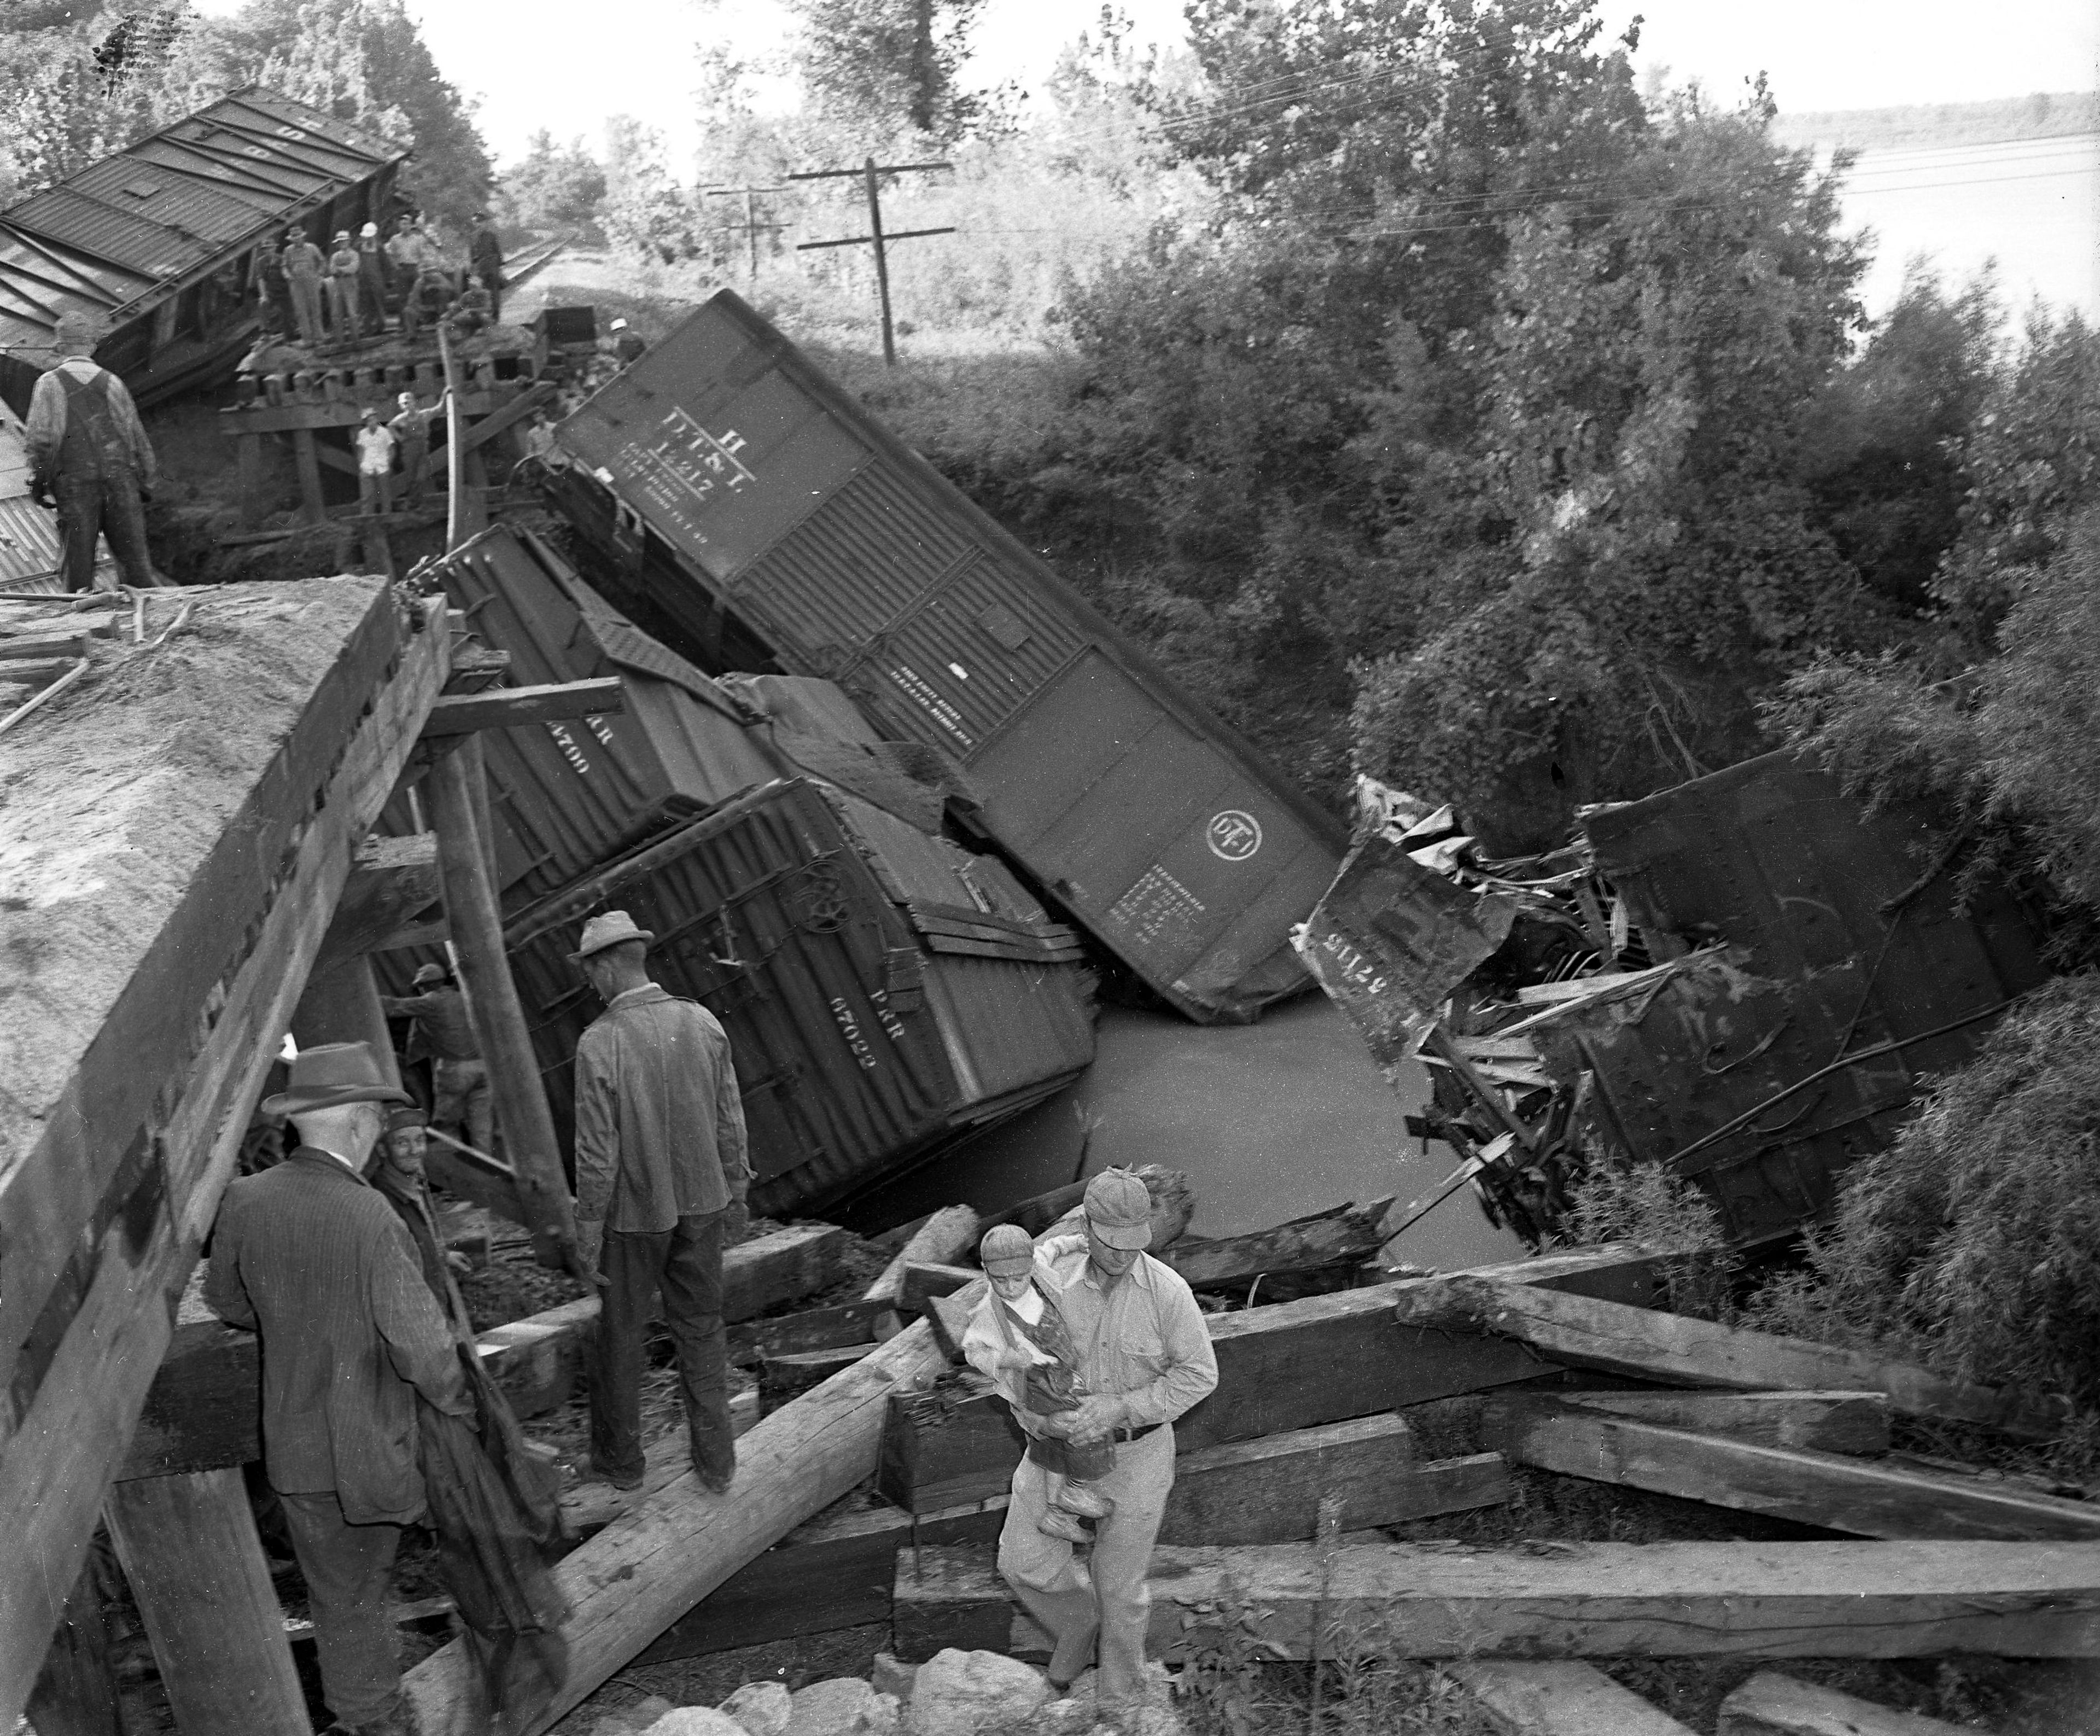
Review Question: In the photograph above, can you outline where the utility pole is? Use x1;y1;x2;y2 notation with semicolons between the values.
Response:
790;156;954;365
704;184;786;280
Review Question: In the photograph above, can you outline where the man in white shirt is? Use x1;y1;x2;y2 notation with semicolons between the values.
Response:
354;405;396;515
983;1170;1218;1707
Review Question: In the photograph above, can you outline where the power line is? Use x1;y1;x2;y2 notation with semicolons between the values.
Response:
790;157;956;364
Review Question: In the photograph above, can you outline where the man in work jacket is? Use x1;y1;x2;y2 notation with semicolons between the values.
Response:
996;1168;1218;1708
569;910;752;1494
206;1041;470;1736
469;213;505;324
380;962;493;1158
24;310;160;592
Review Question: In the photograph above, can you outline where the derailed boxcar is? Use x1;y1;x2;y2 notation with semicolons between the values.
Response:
503;778;1096;1215
542;290;1346;1023
393;523;1095;1213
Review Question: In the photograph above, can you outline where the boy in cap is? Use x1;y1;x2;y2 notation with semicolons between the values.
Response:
965;1223;1116;1543
206;1042;470;1736
570;910;752;1495
993;1169;1218;1704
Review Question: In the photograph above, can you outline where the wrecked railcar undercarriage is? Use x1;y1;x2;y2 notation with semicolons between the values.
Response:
1300;750;2050;1249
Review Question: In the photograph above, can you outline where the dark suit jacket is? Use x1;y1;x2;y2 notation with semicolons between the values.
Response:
206;1147;464;1523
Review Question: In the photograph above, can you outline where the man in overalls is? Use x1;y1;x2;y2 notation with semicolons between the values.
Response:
25;310;161;592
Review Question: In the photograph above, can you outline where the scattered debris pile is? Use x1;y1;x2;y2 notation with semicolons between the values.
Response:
1298;756;2050;1249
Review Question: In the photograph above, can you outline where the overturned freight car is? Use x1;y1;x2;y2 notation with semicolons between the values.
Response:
1302;754;2050;1249
504;778;1096;1217
389;523;1095;1214
540;290;1346;1023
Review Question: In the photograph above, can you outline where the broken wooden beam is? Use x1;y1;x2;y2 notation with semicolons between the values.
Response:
316;831;440;964
1390;1276;2069;1440
0;588;448;1730
428;733;576;1260
1482;1389;1891;1457
25;1563;119;1736
1162;1197;1394;1292
103;1468;307;1736
1165;1419;1509;1546
1148;1539;2100;1658
876;1244;1682;1511
419;677;625;737
730;1298;895;1365
1444;1661;1698;1736
114;1321;261;1482
1491;1402;2100;1541
899;1262;979;1310
1717;1671;1968;1736
403;1316;956;1733
635;1496;1010;1664
865;1205;979;1307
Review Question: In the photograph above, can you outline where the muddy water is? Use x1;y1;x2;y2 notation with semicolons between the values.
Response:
848;994;1522;1271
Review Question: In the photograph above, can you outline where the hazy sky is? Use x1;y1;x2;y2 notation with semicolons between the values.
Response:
189;0;2098;172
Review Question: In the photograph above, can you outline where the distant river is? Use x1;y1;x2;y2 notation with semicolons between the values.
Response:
1834;132;2098;317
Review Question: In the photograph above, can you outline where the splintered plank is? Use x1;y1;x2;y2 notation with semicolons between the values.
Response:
1162;1197;1395;1292
1148;1540;2100;1658
1717;1671;1972;1736
1445;1661;1698;1735
1165;1418;1509;1545
1492;1403;2100;1541
864;1206;979;1306
404;1318;955;1734
1390;1276;2068;1440
0;592;448;1732
1483;1390;1891;1456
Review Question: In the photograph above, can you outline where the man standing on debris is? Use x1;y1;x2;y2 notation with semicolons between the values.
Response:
354;405;396;515
357;222;392;334
380;962;494;1160
25;310;161;593
569;911;752;1495
390;389;442;505
470;213;505;324
995;1168;1217;1708
328;230;364;339
283;224;328;344
206;1042;472;1736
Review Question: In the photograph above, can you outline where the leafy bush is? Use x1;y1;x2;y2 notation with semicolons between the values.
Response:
1555;1164;1737;1320
1747;975;2100;1468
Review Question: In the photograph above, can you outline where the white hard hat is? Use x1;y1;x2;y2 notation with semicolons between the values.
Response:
610;318;628;331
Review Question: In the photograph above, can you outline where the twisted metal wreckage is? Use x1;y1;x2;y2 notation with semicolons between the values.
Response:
1297;755;2050;1250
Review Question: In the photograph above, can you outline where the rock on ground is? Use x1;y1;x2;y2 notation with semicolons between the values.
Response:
870;1653;917;1704
644;1708;750;1736
907;1648;1053;1736
786;1676;896;1736
719;1680;792;1736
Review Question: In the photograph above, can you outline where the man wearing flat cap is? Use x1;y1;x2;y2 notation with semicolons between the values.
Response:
570;910;752;1494
25;310;161;593
996;1168;1218;1709
206;1042;471;1736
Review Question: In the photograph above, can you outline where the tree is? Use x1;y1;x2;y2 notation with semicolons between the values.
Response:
600;116;701;265
0;2;194;202
785;0;995;142
501;130;606;240
1797;266;2004;618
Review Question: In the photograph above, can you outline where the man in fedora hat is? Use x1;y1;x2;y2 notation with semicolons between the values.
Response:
206;1042;471;1736
24;309;161;592
569;910;751;1494
993;1168;1217;1709
381;962;493;1161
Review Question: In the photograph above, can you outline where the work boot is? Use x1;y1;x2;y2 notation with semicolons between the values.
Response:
578;1457;642;1492
1036;1507;1090;1543
1054;1482;1115;1521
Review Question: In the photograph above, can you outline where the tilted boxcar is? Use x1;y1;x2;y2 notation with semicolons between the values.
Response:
543;290;1346;1023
